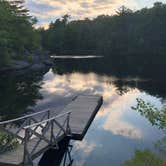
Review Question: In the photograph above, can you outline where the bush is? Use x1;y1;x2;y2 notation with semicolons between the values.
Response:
123;150;166;166
0;132;19;154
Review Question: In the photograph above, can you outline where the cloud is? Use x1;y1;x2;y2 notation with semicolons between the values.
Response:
40;71;162;140
74;140;96;154
73;140;97;166
24;0;166;28
42;71;142;139
26;0;58;12
79;2;91;8
41;71;142;139
92;87;144;139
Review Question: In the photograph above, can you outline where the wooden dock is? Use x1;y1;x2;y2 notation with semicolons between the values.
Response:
0;95;103;166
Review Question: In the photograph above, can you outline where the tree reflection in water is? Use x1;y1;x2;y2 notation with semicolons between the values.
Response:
0;68;49;120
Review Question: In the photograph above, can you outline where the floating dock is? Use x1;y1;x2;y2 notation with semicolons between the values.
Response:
0;95;103;166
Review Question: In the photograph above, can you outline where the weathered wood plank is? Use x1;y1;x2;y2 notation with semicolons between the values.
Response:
62;95;103;140
0;95;103;166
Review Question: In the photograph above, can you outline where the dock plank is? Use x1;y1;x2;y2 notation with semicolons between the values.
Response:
63;95;103;140
0;95;103;165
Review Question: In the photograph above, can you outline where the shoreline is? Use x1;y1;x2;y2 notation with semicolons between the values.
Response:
0;59;53;74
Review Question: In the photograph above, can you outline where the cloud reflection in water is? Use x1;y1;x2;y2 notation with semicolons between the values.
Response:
40;70;155;139
34;69;164;165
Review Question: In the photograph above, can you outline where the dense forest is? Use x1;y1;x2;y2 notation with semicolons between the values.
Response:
42;2;166;58
1;0;166;74
0;0;40;67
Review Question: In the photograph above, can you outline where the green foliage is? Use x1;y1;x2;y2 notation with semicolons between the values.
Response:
0;0;40;67
132;98;166;132
116;6;133;16
132;98;166;158
27;55;33;63
42;2;166;76
155;136;166;155
123;150;166;166
0;131;19;154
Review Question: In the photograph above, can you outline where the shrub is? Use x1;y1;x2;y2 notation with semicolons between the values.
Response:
0;132;19;154
123;150;166;166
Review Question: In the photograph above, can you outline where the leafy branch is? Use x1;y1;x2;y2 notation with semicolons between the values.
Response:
132;98;166;132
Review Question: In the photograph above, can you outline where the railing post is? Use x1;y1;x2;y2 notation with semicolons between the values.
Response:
66;112;71;135
23;128;30;166
50;120;54;145
47;110;50;127
48;110;50;119
23;128;34;166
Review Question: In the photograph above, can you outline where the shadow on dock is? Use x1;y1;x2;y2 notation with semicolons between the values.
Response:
39;137;73;166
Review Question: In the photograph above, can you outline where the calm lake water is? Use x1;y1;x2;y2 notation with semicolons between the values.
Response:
0;58;166;166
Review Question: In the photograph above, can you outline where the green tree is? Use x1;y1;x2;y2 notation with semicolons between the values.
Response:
0;0;40;67
132;98;166;131
42;2;166;80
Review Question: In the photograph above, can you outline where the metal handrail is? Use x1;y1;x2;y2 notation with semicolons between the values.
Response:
23;111;71;165
0;110;51;125
0;109;72;166
24;112;71;129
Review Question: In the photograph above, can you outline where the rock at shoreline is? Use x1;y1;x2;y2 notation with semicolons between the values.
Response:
14;60;30;69
0;51;54;74
30;63;46;70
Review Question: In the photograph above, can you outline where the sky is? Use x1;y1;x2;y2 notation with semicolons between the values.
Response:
25;0;166;28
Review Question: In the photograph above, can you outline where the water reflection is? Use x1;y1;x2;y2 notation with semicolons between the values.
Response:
0;69;49;120
39;138;73;166
1;63;166;165
51;55;103;59
73;140;97;166
35;69;165;166
53;58;166;98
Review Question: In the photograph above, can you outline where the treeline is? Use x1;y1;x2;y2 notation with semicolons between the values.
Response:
41;2;166;65
0;0;40;67
1;1;166;70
